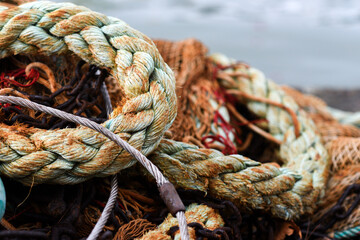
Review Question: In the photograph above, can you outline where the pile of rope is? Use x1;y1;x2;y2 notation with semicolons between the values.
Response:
0;1;359;240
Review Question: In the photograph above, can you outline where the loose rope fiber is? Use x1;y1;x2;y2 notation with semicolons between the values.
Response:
0;1;176;185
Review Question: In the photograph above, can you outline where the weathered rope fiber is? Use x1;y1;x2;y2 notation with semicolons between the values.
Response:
149;139;304;220
114;219;156;240
284;87;360;236
0;1;177;185
0;95;167;191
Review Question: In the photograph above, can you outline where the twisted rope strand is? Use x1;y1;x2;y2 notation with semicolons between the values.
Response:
0;95;168;185
334;226;360;239
177;211;190;240
149;139;304;220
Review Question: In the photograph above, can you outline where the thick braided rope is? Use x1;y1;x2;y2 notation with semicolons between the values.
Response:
0;1;177;184
148;55;329;220
149;139;306;220
0;96;170;185
0;96;189;240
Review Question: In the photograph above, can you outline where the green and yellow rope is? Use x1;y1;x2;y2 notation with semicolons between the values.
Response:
0;1;176;184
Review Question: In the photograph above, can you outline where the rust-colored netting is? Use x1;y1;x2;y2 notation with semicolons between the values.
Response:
327;137;360;172
318;137;360;234
316;122;360;143
312;164;360;232
154;39;220;146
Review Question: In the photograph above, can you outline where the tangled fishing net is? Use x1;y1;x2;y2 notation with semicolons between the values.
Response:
0;1;360;240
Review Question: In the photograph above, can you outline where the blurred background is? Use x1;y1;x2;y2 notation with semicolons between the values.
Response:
54;0;360;89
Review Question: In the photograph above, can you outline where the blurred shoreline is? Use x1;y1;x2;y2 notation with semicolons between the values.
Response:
301;88;360;111
54;0;360;88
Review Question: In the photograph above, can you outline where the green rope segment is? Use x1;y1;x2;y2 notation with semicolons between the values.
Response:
150;139;308;220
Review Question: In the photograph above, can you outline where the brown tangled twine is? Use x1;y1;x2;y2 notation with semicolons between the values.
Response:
154;39;216;145
114;219;156;240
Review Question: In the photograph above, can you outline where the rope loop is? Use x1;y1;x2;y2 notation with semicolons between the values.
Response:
0;1;177;184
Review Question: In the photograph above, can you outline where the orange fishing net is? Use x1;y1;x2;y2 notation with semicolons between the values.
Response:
114;219;156;240
154;39;217;145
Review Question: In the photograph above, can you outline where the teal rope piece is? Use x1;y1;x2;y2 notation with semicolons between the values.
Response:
334;226;360;239
0;177;5;220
